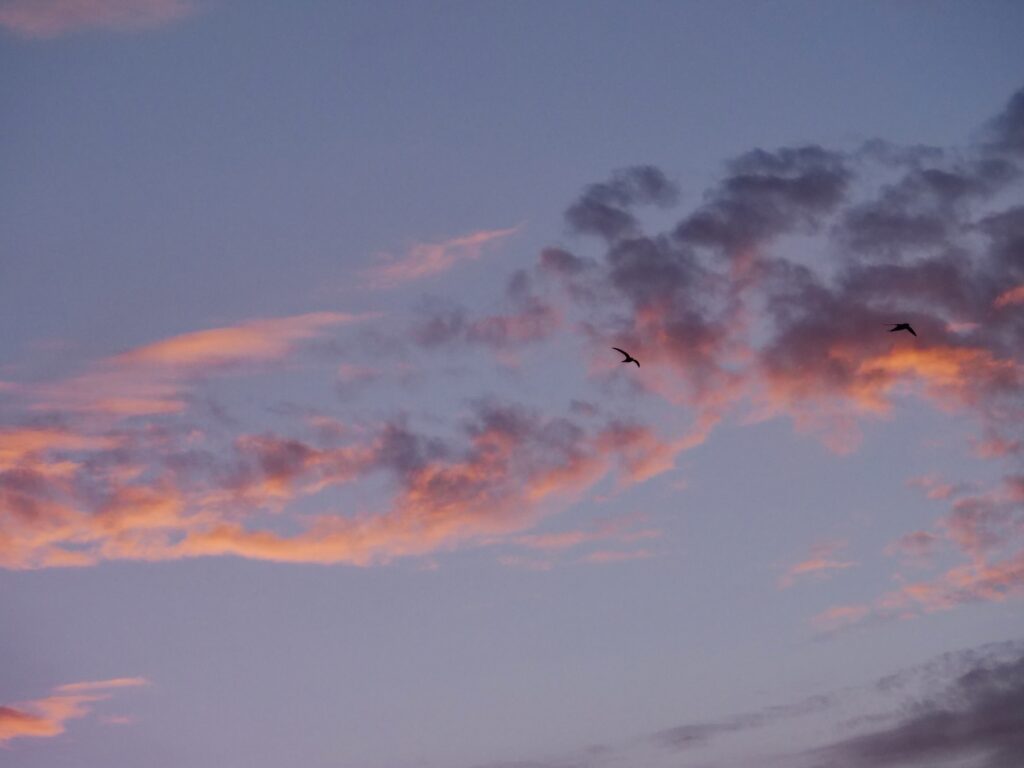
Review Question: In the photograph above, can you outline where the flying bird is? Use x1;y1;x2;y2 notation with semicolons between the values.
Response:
888;323;917;337
612;347;639;367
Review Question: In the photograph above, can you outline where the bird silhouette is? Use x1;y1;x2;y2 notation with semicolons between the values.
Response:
612;347;639;367
888;323;917;337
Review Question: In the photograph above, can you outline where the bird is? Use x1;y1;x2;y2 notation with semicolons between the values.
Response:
612;347;639;367
888;323;917;337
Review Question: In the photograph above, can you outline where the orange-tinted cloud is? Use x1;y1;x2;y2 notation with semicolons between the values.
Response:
0;396;677;569
885;530;940;563
0;0;197;38
818;476;1024;631
362;226;521;288
811;603;870;632
516;515;658;553
0;677;147;745
55;677;149;694
877;551;1024;615
907;474;971;501
30;312;367;417
994;283;1024;308
512;512;660;567
581;548;654;564
779;540;856;588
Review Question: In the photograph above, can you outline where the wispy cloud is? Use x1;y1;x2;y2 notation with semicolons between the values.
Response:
0;677;148;745
514;512;658;553
814;475;1024;631
26;312;368;417
807;646;1024;768
994;283;1024;308
0;0;198;39
0;370;678;568
361;226;521;288
580;548;653;564
480;641;1024;768
778;540;856;588
811;603;872;633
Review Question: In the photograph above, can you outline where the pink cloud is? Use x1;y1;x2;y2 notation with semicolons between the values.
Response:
885;530;941;562
28;312;369;417
581;548;654;564
820;476;1024;631
810;603;870;632
779;540;856;588
994;283;1024;308
0;392;678;569
362;226;521;288
907;473;972;501
514;512;659;553
0;0;198;38
0;677;148;745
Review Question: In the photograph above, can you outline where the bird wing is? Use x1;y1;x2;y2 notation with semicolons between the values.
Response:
633;359;640;367
908;326;917;336
612;347;629;359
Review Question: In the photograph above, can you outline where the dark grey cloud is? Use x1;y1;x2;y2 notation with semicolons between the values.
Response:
413;271;561;350
986;86;1024;156
652;692;839;752
978;206;1024;285
647;642;1024;767
539;247;594;276
532;85;1024;424
675;145;851;254
838;161;1016;259
565;165;679;242
810;647;1024;768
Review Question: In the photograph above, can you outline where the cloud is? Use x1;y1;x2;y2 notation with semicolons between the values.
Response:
362;226;521;288
994;283;1024;308
986;86;1024;156
778;540;856;588
0;0;198;38
647;641;1024;766
3;82;1024;609
414;300;560;351
27;312;368;417
530;88;1024;463
54;677;149;693
886;530;941;562
580;548;653;564
675;145;851;254
652;691;838;752
0;677;147;745
566;166;678;242
0;388;678;569
514;512;659;553
811;603;872;633
414;86;1024;488
815;475;1024;630
809;647;1024;768
907;474;972;501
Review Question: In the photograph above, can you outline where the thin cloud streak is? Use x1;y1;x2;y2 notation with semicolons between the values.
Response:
815;475;1024;631
26;312;370;417
0;677;148;745
778;540;856;588
807;647;1024;768
0;0;198;38
361;226;521;288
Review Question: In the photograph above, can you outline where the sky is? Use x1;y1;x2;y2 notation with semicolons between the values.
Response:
2;2;1024;767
